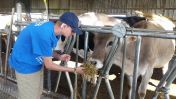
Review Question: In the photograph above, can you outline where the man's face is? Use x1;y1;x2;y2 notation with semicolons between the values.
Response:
62;24;74;37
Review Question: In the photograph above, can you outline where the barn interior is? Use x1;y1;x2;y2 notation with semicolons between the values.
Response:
0;0;176;99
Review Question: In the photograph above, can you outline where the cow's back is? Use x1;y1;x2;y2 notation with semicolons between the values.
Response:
114;20;175;76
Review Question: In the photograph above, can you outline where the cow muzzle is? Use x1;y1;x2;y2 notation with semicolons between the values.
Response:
89;59;104;69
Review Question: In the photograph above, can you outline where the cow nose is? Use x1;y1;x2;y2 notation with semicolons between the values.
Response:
91;61;97;65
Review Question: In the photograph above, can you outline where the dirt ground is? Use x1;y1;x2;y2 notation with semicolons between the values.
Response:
43;53;176;99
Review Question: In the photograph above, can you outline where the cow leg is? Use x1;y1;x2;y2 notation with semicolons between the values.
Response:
138;67;153;99
126;75;133;99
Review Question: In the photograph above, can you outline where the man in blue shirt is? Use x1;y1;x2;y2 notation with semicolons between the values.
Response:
9;12;84;99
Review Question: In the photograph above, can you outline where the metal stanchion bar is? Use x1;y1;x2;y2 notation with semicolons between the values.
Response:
54;35;76;99
91;77;102;99
65;71;74;99
103;38;120;75
91;37;120;99
131;36;142;99
16;2;22;31
152;57;176;99
119;36;127;99
47;69;51;93
0;31;3;75
105;78;115;99
12;21;176;99
74;34;79;99
84;32;89;63
54;37;72;92
54;71;62;92
4;8;15;77
82;31;89;99
163;67;176;99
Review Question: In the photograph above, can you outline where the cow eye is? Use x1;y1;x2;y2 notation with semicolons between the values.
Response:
107;41;113;46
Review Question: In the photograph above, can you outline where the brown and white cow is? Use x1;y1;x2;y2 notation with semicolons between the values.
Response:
79;12;175;99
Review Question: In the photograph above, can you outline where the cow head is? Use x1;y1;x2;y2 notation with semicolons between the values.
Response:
78;12;125;69
89;33;115;69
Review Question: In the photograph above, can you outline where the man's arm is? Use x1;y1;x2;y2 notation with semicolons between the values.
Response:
43;57;84;74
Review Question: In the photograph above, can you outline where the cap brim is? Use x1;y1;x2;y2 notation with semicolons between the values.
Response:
73;27;82;35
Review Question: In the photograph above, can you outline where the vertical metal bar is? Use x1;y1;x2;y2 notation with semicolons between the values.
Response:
91;77;103;99
47;69;51;93
131;36;141;99
82;31;89;99
92;36;120;99
74;34;79;99
162;65;176;99
4;8;15;77
54;36;72;92
54;71;62;92
105;79;115;99
103;38;120;99
66;35;76;99
65;72;74;99
84;32;89;62
103;36;118;69
16;2;22;31
54;35;76;96
0;32;3;75
2;8;15;97
152;57;176;99
120;37;127;99
103;37;119;72
44;0;52;94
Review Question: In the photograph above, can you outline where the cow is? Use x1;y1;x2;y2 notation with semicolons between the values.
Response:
78;12;175;99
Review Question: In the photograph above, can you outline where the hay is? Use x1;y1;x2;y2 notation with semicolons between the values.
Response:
82;62;98;83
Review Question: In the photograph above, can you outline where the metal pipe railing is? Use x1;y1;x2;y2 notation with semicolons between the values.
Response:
13;21;176;38
80;24;176;99
3;18;176;99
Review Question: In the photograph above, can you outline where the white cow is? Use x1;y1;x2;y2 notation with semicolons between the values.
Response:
78;12;175;99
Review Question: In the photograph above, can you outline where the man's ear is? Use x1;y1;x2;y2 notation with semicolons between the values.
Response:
61;23;67;28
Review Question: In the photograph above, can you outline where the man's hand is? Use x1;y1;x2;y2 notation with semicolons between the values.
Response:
59;54;71;61
75;67;84;75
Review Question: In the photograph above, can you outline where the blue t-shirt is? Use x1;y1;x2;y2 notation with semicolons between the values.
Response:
9;21;59;74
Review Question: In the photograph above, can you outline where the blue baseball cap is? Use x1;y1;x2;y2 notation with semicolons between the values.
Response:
59;12;82;35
